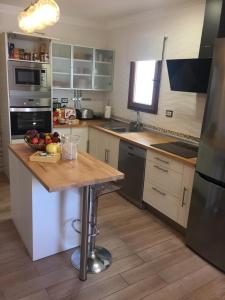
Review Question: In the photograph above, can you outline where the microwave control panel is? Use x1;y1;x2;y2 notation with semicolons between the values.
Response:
41;69;47;87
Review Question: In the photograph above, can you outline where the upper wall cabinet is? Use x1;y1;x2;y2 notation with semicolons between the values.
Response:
73;46;93;90
52;44;71;89
94;49;114;91
52;43;114;91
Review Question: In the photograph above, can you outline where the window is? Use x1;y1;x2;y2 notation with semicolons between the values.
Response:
128;60;162;114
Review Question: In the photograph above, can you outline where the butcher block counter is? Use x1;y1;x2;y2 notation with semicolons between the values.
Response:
9;144;123;192
54;120;197;167
8;144;124;281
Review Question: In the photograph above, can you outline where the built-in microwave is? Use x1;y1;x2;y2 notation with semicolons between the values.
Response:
8;60;51;93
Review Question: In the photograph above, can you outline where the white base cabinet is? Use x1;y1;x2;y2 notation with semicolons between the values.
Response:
143;150;195;228
54;127;88;152
88;128;119;169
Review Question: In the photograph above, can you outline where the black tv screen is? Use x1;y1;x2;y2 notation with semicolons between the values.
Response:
166;58;212;93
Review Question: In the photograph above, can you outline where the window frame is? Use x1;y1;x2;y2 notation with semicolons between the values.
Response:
127;60;162;114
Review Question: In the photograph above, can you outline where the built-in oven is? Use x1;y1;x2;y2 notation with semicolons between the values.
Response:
8;60;51;94
10;96;52;139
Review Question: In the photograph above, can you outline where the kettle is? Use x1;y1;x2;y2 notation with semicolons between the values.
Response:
76;108;94;119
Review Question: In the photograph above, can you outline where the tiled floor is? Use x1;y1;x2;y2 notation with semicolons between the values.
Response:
0;173;224;300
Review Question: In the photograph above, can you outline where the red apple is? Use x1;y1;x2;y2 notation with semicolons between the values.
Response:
31;137;39;144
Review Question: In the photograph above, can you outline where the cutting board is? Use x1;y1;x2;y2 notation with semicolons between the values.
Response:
29;151;61;163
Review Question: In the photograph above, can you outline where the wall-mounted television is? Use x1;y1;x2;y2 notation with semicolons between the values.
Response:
166;58;212;93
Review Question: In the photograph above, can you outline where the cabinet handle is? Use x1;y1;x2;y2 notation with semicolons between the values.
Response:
105;149;110;163
153;165;168;173
182;187;188;207
152;187;166;196
155;157;169;164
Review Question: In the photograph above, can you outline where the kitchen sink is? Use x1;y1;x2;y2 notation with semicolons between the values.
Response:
100;121;143;133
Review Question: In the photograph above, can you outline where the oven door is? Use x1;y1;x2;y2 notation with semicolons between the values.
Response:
8;61;51;93
10;108;52;139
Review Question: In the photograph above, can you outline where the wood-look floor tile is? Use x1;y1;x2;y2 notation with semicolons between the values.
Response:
146;247;193;273
121;261;157;285
46;277;82;300
143;265;222;300
3;269;77;300
0;265;39;289
138;237;185;262
76;275;128;300
102;274;166;300
158;255;207;283
0;292;5;300
16;290;50;300
185;276;225;300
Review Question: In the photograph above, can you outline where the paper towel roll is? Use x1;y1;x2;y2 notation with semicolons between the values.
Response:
104;105;111;119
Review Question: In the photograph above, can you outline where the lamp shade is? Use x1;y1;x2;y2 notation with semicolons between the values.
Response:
18;0;60;33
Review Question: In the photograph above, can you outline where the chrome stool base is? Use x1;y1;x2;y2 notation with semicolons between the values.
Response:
71;245;112;273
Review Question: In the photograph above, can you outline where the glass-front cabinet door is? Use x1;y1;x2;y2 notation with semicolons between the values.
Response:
73;46;93;90
52;44;71;89
94;49;114;91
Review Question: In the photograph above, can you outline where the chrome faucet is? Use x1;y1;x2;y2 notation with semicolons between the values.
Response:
72;90;82;110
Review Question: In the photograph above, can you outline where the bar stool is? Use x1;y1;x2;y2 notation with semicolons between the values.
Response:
71;182;120;273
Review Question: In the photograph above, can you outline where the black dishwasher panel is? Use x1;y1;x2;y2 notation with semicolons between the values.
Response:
118;140;146;208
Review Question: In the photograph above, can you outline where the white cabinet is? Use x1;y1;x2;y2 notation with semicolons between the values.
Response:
143;150;195;228
88;128;119;168
53;127;88;152
52;43;114;91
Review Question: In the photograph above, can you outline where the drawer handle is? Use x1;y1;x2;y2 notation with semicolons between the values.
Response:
152;187;166;196
105;149;110;163
153;165;168;173
155;157;169;164
182;187;188;207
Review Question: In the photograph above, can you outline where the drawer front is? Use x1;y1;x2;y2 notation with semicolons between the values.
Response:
143;182;179;222
145;160;183;197
147;150;184;174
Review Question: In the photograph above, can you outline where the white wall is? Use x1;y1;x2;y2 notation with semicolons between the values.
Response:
107;0;206;138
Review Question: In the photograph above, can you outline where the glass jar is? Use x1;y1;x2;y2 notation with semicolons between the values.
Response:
61;135;80;160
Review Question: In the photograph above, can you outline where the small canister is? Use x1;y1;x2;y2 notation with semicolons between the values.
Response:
61;135;80;160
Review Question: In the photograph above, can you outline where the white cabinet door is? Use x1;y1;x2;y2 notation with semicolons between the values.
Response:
103;133;119;169
177;165;195;228
53;127;88;152
88;128;119;168
88;128;102;160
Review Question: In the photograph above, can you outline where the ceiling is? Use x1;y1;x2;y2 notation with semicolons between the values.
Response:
0;0;188;21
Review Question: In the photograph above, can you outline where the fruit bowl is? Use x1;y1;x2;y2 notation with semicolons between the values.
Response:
24;130;61;152
24;136;46;151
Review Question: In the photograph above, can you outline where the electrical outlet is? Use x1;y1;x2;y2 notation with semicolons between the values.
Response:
165;110;173;117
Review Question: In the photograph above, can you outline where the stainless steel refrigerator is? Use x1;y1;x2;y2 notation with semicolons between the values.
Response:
186;38;225;272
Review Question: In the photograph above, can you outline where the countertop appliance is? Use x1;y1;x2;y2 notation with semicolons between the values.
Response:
76;108;94;120
166;58;212;93
151;141;198;158
8;60;51;95
118;140;146;208
186;38;225;272
10;96;51;139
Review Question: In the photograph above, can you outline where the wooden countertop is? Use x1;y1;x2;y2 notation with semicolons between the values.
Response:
54;120;197;167
9;144;124;192
91;125;197;167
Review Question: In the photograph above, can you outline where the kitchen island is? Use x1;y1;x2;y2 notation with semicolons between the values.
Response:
8;144;123;280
